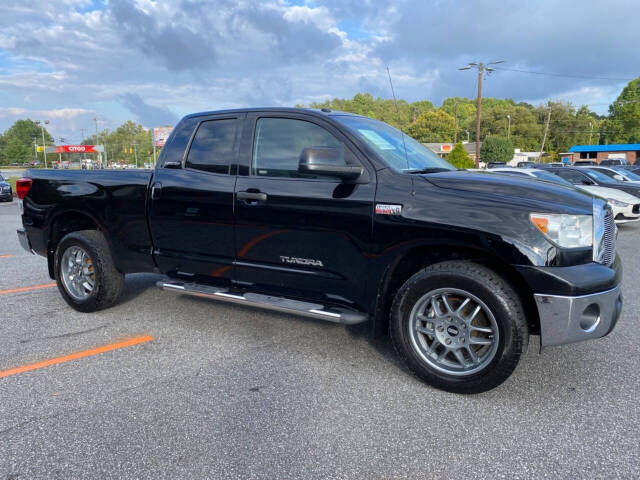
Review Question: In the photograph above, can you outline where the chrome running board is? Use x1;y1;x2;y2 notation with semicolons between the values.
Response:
157;280;368;325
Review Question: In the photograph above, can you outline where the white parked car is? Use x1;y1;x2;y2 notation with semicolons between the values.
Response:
584;166;640;184
491;168;640;224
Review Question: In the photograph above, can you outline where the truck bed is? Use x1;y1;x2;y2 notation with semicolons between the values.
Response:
21;169;156;273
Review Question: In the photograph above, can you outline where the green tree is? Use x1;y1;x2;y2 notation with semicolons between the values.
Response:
601;77;640;144
0;119;54;165
1;136;31;164
480;136;514;163
447;142;474;169
406;110;455;143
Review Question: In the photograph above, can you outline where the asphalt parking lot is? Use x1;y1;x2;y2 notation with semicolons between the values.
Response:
0;199;638;479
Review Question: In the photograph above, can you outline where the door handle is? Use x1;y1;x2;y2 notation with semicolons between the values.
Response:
151;182;162;200
237;191;267;203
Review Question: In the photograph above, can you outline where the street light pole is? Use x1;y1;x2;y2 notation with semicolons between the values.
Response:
459;60;505;168
507;115;511;140
35;120;50;168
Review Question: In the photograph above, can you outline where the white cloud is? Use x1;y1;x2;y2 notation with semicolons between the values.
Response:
0;0;636;139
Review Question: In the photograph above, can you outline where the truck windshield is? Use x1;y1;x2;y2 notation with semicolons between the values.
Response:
333;115;455;173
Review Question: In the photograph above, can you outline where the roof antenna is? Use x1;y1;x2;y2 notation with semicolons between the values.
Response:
386;65;412;190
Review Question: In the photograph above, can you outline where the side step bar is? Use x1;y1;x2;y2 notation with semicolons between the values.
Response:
157;281;368;325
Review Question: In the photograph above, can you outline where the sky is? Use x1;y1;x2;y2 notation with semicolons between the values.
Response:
0;0;638;143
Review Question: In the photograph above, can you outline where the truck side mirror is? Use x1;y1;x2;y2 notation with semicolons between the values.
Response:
298;147;363;180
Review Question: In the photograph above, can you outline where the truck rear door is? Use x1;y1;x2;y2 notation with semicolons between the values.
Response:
148;113;245;285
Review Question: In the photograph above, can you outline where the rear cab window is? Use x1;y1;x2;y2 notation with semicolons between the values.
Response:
186;119;238;174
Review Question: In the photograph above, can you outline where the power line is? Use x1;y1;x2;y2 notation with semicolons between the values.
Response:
492;67;633;82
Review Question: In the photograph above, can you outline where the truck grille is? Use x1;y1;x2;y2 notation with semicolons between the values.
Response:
633;204;640;214
601;209;616;266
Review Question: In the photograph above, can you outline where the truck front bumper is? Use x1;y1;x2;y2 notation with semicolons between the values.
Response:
534;285;623;347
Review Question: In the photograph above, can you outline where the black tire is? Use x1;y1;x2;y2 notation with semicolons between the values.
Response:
390;260;528;394
54;230;124;312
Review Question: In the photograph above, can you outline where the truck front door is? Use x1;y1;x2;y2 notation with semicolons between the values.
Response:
148;113;244;285
233;112;375;309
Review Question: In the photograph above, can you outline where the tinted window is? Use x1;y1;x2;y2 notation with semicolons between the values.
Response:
582;169;612;183
158;117;198;167
556;169;588;184
531;170;573;186
186;119;237;174
252;118;345;178
591;168;617;179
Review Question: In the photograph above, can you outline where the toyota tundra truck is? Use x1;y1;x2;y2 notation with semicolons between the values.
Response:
15;108;623;393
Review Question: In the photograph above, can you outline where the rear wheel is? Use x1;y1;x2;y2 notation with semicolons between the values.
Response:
390;261;528;394
54;230;124;312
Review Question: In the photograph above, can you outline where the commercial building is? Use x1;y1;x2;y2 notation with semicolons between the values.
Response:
566;144;640;164
423;142;480;161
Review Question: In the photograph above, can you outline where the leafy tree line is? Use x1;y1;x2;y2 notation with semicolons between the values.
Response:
2;77;639;166
0;119;154;166
304;93;606;155
0;119;54;165
303;77;640;154
82;120;154;166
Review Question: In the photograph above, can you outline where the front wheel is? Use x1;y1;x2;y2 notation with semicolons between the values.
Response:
390;261;528;394
54;230;124;312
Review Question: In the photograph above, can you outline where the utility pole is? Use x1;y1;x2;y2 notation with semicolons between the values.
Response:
58;137;65;165
453;101;459;144
104;128;109;165
459;60;504;167
507;115;511;140
94;117;101;166
538;106;552;164
133;143;138;168
588;122;594;144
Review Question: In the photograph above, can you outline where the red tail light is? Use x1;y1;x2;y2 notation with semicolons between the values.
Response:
16;178;33;200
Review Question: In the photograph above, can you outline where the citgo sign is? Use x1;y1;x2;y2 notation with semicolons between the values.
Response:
56;145;99;153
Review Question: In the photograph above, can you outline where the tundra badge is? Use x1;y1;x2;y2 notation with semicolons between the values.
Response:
376;204;402;215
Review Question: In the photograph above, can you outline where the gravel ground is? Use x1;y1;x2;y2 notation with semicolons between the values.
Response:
0;199;638;479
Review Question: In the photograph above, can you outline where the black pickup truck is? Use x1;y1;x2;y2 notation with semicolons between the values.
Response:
16;108;623;393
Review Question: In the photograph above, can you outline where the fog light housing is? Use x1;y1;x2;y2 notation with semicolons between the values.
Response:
580;303;601;332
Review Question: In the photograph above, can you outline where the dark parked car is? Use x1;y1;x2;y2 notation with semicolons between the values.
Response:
600;158;629;166
0;174;12;201
486;161;506;168
517;161;539;168
547;166;640;197
16;108;623;394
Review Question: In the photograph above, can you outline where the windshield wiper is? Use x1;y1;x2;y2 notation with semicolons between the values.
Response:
405;167;451;174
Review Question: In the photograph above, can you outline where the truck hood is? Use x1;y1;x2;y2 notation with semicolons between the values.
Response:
420;170;594;213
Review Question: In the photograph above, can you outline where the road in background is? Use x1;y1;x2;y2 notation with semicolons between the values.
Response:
0;200;638;479
0;169;25;179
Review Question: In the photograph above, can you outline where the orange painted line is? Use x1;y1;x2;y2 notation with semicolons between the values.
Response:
0;335;154;379
0;254;14;259
0;282;57;295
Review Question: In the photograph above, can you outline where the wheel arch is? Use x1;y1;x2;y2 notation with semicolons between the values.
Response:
372;244;540;337
46;209;107;279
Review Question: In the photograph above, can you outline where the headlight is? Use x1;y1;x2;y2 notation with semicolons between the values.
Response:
607;198;629;207
530;213;593;248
